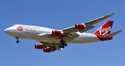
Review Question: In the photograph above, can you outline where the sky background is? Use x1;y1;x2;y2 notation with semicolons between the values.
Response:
0;0;125;66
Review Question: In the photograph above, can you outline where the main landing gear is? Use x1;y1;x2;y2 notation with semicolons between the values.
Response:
59;38;67;49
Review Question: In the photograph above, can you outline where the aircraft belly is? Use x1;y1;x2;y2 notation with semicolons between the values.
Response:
38;37;60;43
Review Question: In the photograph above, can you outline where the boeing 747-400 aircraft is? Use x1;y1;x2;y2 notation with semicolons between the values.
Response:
4;13;121;53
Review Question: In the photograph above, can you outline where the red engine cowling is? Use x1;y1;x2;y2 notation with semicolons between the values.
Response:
43;47;56;53
35;44;45;49
75;23;86;30
51;30;62;38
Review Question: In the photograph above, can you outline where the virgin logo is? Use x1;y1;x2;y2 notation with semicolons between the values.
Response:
16;26;23;31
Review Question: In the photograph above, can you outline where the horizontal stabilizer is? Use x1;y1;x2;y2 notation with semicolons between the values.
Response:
108;30;122;37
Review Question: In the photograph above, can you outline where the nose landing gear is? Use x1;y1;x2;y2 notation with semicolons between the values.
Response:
16;37;20;43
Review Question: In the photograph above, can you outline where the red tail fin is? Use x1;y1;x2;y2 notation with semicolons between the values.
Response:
95;20;113;36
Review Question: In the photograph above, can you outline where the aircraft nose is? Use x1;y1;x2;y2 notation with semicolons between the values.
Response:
4;27;14;33
4;28;11;32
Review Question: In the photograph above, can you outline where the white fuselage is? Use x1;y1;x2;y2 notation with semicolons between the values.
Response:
4;24;99;44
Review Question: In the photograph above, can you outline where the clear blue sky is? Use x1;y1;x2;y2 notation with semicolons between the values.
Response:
0;0;124;66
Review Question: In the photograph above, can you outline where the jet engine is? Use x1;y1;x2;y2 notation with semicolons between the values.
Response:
51;30;62;38
75;23;86;30
35;44;45;49
43;47;56;53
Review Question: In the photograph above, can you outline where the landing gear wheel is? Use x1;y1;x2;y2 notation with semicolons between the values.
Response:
16;40;19;43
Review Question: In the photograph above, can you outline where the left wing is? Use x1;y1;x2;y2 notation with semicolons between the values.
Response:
63;13;114;33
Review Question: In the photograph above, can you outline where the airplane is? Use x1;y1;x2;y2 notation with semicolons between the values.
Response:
4;13;121;53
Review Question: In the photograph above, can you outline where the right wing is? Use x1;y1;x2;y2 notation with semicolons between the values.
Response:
63;13;114;33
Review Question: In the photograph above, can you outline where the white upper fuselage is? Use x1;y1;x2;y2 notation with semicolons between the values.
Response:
4;24;99;44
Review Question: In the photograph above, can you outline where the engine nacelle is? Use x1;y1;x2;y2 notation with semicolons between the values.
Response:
51;30;62;38
35;44;45;49
43;47;56;53
75;23;86;30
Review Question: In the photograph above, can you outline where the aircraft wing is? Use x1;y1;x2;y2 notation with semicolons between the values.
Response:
63;13;114;33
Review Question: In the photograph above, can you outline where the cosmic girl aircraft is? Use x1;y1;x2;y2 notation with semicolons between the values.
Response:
4;13;121;53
